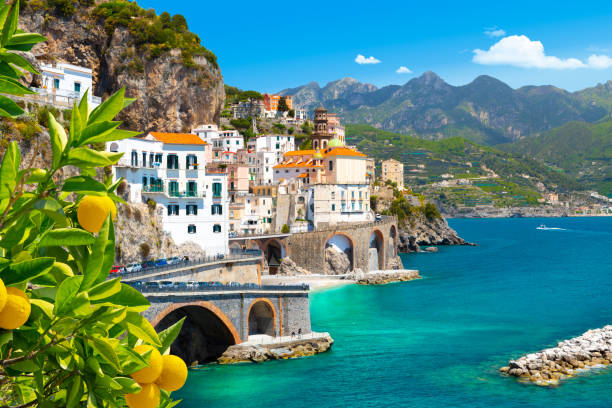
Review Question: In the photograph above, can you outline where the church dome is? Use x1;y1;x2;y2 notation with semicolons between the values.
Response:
327;137;343;148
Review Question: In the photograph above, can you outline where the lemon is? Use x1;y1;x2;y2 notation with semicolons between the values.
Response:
0;287;31;330
0;278;6;312
77;195;117;233
125;383;160;408
156;354;188;392
131;345;163;384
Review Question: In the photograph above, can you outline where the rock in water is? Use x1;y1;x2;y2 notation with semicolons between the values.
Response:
325;247;351;275
279;257;312;276
500;325;612;386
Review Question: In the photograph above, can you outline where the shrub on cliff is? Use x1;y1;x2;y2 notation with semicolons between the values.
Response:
0;4;187;405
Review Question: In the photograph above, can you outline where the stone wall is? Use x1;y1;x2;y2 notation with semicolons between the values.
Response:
284;217;401;273
144;290;311;343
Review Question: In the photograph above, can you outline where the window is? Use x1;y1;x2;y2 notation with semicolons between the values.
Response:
169;181;179;197
186;155;198;169
74;82;81;93
276;143;280;150
341;203;346;212
167;204;179;216
352;202;355;211
359;202;363;210
131;151;138;166
149;153;154;168
351;191;355;199
329;161;333;171
187;225;196;234
186;204;198;215
332;204;335;211
212;182;222;197
230;182;235;190
211;204;223;215
331;192;335;199
142;152;147;167
53;78;60;89
187;181;197;197
359;191;362;199
142;177;147;186
154;153;162;165
167;154;179;169
213;224;221;233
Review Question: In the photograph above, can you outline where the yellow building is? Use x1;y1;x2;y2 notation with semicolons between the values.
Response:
381;158;404;190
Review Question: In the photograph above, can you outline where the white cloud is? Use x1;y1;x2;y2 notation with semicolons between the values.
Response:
485;27;506;37
355;54;381;64
396;66;412;74
587;54;612;69
473;35;586;69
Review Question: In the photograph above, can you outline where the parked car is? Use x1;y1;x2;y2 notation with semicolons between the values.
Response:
375;213;382;222
155;258;168;267
229;282;241;287
145;282;160;289
125;263;142;273
110;265;126;274
142;260;155;269
186;281;198;288
167;256;181;265
159;281;174;288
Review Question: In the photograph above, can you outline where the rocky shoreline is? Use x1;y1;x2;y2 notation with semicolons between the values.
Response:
398;215;475;253
500;326;612;386
347;269;421;285
217;333;334;364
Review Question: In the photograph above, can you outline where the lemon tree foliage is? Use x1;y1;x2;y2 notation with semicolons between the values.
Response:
0;2;187;407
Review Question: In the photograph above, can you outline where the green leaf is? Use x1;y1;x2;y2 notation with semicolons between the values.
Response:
29;298;54;319
125;312;161;347
69;100;81;143
81;126;140;145
78;89;89;125
54;276;82;316
66;376;83;408
0;257;54;285
0;141;20;199
158;317;185;354
81;216;114;290
0;75;35;95
39;228;95;247
49;112;68;169
113;377;141;393
0;93;23;117
0;52;39;74
118;347;150;374
86;357;104;378
66;147;123;168
78;120;121;146
88;87;125;125
1;1;19;48
89;337;121;370
62;176;107;194
0;215;33;249
92;283;150;312
6;32;47;46
87;277;121;301
32;197;67;225
25;168;48;184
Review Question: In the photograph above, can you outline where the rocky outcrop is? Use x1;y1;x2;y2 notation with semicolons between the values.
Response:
347;269;421;285
325;247;351;275
278;257;312;276
114;202;204;264
217;333;334;364
500;326;612;386
398;215;473;252
20;4;224;133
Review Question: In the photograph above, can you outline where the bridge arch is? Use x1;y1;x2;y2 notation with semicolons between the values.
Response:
369;228;385;271
389;224;398;257
263;239;287;275
247;298;277;336
325;232;354;273
153;301;240;365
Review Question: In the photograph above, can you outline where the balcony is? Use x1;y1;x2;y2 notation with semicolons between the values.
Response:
169;190;200;198
142;186;164;193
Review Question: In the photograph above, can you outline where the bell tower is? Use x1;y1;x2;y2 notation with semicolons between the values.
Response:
311;107;332;150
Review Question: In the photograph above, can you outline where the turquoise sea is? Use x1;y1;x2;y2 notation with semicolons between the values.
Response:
177;217;612;407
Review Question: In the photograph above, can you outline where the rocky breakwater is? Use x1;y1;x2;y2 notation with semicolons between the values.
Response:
398;214;474;252
217;333;334;364
347;269;421;285
500;326;612;386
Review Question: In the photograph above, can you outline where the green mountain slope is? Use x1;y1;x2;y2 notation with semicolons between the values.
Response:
347;124;581;207
500;120;612;195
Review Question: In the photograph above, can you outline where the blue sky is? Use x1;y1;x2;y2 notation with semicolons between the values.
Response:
139;0;612;93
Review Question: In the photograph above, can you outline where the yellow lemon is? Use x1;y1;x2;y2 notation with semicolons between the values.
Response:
77;195;116;233
0;278;6;312
131;345;163;384
125;383;160;408
156;354;188;392
0;287;31;330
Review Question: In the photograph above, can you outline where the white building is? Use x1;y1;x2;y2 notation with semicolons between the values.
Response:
246;134;295;184
192;124;244;154
29;62;101;108
107;132;229;256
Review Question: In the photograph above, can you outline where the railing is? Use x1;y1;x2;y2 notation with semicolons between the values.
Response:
128;282;309;293
118;250;263;280
169;191;200;198
26;87;101;108
142;186;164;193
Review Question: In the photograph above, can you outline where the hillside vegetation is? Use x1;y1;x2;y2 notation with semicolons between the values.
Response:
500;119;612;195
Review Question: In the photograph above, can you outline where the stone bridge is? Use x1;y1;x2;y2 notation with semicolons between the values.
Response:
141;285;310;365
229;217;400;274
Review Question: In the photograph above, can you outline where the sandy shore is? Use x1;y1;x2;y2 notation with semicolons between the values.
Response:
261;274;354;292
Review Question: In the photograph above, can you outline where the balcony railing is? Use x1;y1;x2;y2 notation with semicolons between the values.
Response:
143;186;164;193
169;190;200;198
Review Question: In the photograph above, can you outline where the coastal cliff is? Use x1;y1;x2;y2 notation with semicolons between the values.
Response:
19;1;224;133
398;213;472;252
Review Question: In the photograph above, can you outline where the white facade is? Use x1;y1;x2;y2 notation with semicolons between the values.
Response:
239;195;274;235
192;125;244;154
248;151;277;185
30;62;101;108
246;134;295;184
307;184;373;228
107;135;229;256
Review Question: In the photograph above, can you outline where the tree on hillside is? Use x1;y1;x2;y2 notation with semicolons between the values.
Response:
277;96;289;113
171;14;188;32
288;109;295;118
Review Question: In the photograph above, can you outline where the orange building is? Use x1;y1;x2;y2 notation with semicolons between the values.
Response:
263;94;293;111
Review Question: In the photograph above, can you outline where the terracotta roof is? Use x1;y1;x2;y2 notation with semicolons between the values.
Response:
298;173;308;178
284;150;315;156
324;147;366;157
149;132;207;145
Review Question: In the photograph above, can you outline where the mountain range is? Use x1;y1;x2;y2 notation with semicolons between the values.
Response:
279;73;612;145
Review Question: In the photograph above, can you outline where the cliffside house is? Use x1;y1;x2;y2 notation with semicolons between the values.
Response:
381;158;405;190
28;62;101;108
107;132;229;255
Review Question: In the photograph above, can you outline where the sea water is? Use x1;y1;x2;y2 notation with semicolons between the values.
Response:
177;217;612;407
